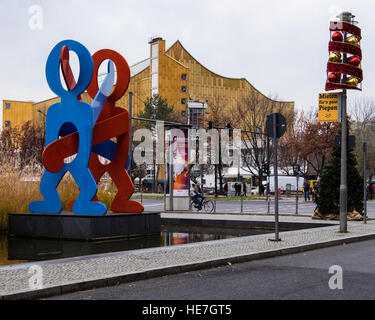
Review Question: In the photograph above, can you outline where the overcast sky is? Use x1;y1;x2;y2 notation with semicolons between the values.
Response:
1;0;374;122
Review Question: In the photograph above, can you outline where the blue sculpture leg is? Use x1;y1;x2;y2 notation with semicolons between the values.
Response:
70;166;107;215
29;168;66;214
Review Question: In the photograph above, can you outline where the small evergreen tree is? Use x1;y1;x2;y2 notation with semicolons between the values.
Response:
138;94;177;128
314;135;363;216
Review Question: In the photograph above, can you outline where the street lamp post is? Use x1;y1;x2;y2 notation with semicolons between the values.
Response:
338;11;354;233
325;11;363;232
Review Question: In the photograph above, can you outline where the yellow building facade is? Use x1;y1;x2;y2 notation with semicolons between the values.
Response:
2;37;294;130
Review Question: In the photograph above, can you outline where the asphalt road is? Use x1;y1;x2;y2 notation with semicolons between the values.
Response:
49;238;375;300
140;197;375;217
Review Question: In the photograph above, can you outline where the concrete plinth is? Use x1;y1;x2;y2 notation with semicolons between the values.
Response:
8;212;161;241
165;197;189;211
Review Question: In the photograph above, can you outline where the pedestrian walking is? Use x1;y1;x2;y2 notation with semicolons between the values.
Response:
242;182;247;196
312;182;318;201
303;179;310;201
235;182;241;196
369;182;373;201
224;183;228;197
260;183;265;196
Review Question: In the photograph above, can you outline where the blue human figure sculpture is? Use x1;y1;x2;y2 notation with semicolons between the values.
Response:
29;40;107;215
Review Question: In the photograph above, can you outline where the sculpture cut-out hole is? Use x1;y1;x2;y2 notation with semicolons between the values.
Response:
96;173;117;207
97;59;117;96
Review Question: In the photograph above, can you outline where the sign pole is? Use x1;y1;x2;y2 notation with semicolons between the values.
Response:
296;170;299;215
272;113;280;241
267;135;271;215
339;86;348;232
363;141;367;224
266;112;286;241
338;13;351;232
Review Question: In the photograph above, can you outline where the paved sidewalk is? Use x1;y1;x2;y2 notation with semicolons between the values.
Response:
1;213;374;299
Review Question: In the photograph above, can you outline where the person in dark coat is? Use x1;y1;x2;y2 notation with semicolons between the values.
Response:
303;179;310;201
369;182;373;201
260;183;265;196
224;183;228;196
237;183;242;196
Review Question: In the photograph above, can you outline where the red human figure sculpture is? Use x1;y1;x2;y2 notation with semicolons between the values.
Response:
86;49;144;213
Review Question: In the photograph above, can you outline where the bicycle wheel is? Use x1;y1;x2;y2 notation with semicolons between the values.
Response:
203;200;214;213
190;199;198;211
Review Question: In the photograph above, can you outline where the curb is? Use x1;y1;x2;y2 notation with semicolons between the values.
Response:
2;231;375;300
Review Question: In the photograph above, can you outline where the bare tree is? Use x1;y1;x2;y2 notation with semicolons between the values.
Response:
232;91;294;186
279;110;340;178
206;96;234;194
348;96;375;179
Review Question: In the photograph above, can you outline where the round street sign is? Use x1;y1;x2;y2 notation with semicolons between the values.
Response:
266;113;287;139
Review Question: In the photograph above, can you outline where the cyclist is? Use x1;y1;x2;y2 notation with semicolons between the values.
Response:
193;182;205;211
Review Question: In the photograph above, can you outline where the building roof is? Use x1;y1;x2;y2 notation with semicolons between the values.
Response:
166;40;294;104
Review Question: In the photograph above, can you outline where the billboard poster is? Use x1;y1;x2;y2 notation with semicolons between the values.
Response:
166;129;189;197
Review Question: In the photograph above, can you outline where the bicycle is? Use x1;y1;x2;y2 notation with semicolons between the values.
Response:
190;196;215;213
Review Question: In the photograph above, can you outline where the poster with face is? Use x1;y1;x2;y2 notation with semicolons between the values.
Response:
166;129;189;197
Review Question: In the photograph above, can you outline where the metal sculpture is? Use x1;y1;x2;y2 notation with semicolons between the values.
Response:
29;40;144;215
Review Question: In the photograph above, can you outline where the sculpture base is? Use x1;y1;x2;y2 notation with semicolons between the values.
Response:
8;212;160;241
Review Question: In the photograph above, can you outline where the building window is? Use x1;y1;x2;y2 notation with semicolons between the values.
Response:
181;73;187;81
189;108;203;128
4;121;11;128
5;103;10;109
181;98;186;105
181;86;187;93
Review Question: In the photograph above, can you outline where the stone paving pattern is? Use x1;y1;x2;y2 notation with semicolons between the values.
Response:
1;213;375;298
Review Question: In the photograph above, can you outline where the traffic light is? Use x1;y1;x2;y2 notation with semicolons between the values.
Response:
294;164;301;176
262;163;270;175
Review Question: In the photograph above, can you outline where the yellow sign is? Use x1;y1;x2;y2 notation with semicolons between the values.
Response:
318;93;341;122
